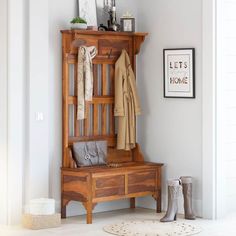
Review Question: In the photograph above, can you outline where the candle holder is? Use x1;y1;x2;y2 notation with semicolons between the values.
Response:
102;0;120;31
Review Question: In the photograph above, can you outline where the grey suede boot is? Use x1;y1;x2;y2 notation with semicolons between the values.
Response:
180;176;196;220
160;179;180;223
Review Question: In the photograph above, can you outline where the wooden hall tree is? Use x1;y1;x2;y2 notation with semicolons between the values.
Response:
61;30;163;224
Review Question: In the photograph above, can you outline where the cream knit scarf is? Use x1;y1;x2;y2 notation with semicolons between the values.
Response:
77;46;97;120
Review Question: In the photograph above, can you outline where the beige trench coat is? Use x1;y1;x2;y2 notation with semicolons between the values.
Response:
114;50;141;151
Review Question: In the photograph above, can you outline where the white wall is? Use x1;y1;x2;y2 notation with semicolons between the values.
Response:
24;0;50;206
0;0;28;225
217;0;236;216
202;0;216;219
1;0;51;224
135;0;203;216
6;0;26;224
0;0;8;225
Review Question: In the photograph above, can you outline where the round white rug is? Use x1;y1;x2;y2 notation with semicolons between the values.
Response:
103;220;202;236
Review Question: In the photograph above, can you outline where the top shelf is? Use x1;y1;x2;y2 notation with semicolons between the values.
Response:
61;29;148;37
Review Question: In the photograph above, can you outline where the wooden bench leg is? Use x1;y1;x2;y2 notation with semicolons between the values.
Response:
61;206;66;219
86;202;93;224
61;198;68;219
156;189;162;213
130;198;135;209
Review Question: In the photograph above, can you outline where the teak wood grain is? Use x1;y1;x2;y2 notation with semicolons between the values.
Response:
61;30;163;224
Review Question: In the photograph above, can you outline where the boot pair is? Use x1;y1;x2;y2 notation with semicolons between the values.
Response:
160;177;196;223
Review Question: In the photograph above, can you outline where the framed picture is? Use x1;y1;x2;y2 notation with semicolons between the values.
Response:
77;0;98;26
120;18;135;32
163;48;195;98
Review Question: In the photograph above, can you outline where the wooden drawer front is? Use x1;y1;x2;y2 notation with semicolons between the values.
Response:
94;175;125;198
128;171;156;194
95;187;125;198
95;175;124;189
62;173;89;202
98;39;131;56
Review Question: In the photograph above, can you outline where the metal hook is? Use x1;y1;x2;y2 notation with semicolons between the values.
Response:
108;49;112;58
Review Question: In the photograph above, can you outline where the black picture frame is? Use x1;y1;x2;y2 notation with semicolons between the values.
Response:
120;18;135;32
163;48;195;98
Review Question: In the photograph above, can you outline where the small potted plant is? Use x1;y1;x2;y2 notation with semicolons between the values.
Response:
70;17;87;30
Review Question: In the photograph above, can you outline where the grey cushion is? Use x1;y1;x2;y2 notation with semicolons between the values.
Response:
72;140;107;167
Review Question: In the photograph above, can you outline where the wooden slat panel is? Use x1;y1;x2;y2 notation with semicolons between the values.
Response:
74;65;80;136
93;57;118;64
84;103;90;136
110;65;115;96
109;104;115;135
91;97;114;105
93;64;98;96
68;96;114;105
93;104;99;136
98;64;102;96
63;60;69;167
68;136;117;147
67;54;118;65
68;96;76;104
102;104;107;135
75;116;80;136
74;62;78;96
102;64;107;96
109;64;115;135
63;35;144;164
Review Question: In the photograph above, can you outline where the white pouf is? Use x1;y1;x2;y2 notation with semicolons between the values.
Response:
29;198;55;215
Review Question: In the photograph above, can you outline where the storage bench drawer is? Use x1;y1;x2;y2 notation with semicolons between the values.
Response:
93;175;125;198
128;171;156;194
95;175;125;189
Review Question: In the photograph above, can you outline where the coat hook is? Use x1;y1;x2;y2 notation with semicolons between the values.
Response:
108;49;112;58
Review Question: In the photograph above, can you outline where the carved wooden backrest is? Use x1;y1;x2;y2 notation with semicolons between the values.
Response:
62;31;147;168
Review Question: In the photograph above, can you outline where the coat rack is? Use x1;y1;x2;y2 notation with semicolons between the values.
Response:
60;29;163;224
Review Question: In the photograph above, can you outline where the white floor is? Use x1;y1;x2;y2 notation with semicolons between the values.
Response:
1;208;236;236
